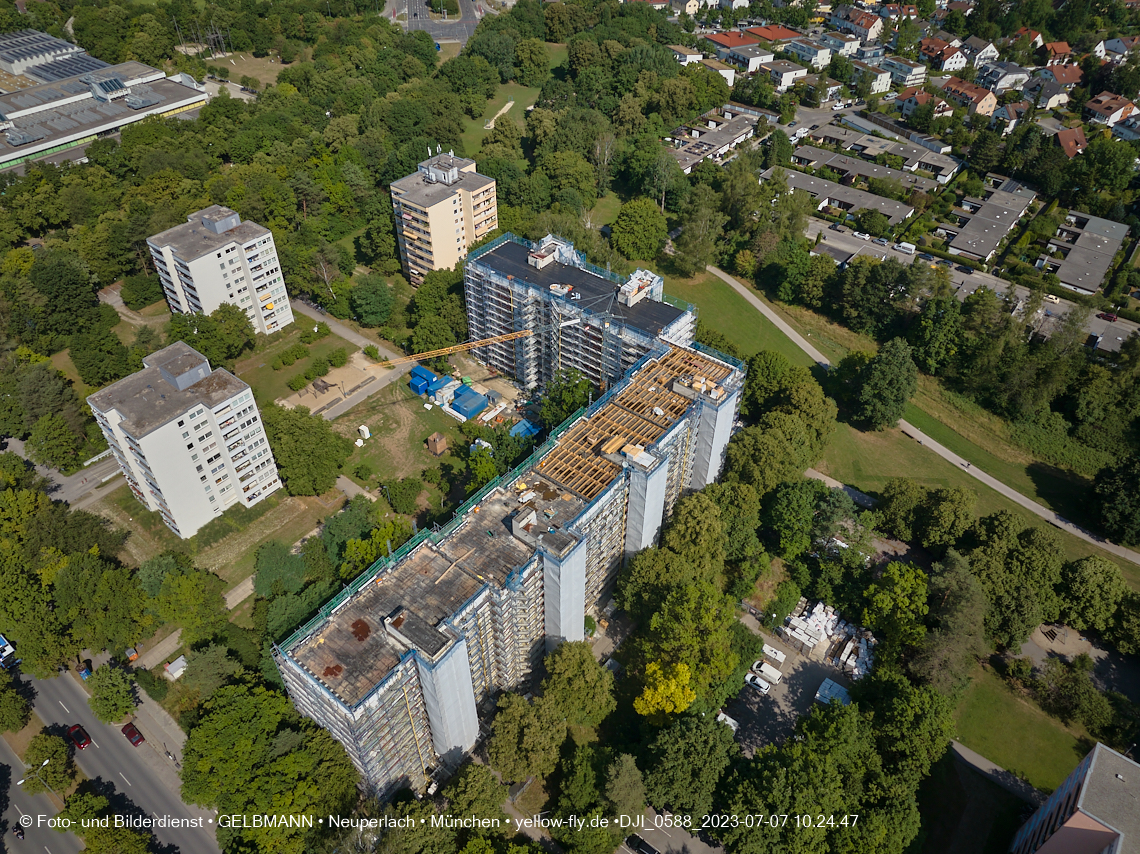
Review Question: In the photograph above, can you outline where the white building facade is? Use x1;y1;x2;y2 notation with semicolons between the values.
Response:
148;206;294;336
88;342;282;539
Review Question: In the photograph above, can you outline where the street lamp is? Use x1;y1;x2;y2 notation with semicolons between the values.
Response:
17;758;59;799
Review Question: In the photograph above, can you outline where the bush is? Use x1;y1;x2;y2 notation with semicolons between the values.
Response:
279;343;308;366
271;358;284;371
363;345;381;360
388;476;423;515
328;348;348;368
134;667;169;702
353;462;374;481
304;357;330;379
299;322;331;344
287;374;309;392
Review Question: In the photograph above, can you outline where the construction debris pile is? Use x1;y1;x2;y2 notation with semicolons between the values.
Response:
778;600;877;680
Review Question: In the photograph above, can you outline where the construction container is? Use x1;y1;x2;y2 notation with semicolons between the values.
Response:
410;366;436;383
428;376;450;395
452;391;488;419
410;375;430;395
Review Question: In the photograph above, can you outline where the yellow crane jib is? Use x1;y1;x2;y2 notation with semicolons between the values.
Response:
372;330;534;369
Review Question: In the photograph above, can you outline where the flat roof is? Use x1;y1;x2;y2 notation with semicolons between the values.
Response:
1039;211;1127;292
1077;744;1140;847
792;145;939;193
286;344;742;706
87;342;249;438
766;166;915;223
148;206;270;262
473;240;685;337
947;180;1035;260
0;61;159;118
390;161;494;210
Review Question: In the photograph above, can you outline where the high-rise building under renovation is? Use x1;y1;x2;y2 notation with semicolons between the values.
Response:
390;152;498;285
464;234;695;390
88;342;282;539
275;235;743;797
147;205;294;335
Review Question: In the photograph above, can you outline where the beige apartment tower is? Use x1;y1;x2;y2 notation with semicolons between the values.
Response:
390;153;498;285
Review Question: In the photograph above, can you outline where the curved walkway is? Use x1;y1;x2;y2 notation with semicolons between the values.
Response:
706;264;1140;567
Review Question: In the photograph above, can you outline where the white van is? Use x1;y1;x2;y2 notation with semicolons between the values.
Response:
755;661;783;685
895;242;916;255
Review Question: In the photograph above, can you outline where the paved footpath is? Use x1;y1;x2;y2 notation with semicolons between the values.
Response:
706;265;1140;567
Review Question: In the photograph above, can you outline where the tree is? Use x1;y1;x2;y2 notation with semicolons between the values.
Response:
25;413;78;468
21;733;74;795
610;198;667;260
853;338;918;429
54;556;149;655
0;668;30;732
181;683;358;853
515;37;550;86
763;478;827;559
87;666;136;723
167;304;255;368
862;561;929;658
350;274;394;327
58;790;110;826
541;640;615;727
260;404;354;495
673;184;727;276
909;296;962;375
855;209;890;237
183;644;245;700
254;540;307;598
155;568;229;646
443;762;509;829
644;714;736;819
539;369;592;428
1061;556;1127;632
1093;456;1140;545
488;692;565;781
605;754;646;821
1109;592;1140;655
633;660;696;719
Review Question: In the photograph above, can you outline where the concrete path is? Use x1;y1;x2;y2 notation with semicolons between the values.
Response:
337;474;376;502
290;300;400;357
224;575;255;608
135;630;183;671
806;467;876;508
950;740;1045;806
707;265;1140;567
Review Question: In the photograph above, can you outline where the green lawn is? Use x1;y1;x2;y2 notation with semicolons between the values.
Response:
235;326;358;403
955;667;1090;794
663;271;814;367
589;194;623;227
460;81;542;157
546;42;568;69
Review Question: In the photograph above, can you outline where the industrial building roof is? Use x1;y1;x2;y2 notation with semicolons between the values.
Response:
0;61;159;119
473;240;686;337
24;53;110;83
0;29;82;71
87;342;249;438
148;206;270;262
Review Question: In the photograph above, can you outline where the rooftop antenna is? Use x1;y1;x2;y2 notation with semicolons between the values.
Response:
436;143;441;154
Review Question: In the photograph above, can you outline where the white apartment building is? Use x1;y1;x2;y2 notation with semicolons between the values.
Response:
88;342;282;539
148;206;293;336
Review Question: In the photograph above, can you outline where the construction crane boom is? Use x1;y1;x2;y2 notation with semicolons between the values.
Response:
373;330;533;368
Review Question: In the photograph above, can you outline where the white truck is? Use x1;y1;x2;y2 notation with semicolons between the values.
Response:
752;659;783;685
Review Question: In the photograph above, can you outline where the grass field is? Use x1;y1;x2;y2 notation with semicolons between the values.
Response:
50;349;95;400
217;53;285;87
955;666;1089;794
663;271;815;366
460;80;542;157
235;325;358;403
438;41;462;62
546;42;568;69
339;380;467;514
588;194;623;227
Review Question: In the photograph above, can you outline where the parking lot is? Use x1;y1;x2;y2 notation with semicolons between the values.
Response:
722;627;852;756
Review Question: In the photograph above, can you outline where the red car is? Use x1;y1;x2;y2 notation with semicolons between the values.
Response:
1098;312;1119;322
68;724;90;750
121;722;145;747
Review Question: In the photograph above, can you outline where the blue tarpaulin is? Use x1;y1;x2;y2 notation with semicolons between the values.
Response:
510;419;541;438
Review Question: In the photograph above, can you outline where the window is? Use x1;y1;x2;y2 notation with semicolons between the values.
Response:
187;443;194;450
182;431;190;439
177;420;185;427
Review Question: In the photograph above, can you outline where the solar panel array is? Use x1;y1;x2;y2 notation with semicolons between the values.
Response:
25;54;109;83
0;30;82;74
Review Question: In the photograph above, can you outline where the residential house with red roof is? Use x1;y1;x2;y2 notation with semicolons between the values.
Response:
1038;64;1083;88
940;76;998;116
832;9;883;41
703;31;761;55
1055;127;1088;158
1041;41;1072;66
990;100;1031;135
899;87;953;119
745;24;803;43
920;38;969;71
1013;27;1043;49
1085;91;1136;126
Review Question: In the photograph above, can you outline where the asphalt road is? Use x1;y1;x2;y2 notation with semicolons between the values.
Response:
804;219;1139;353
3;438;122;507
22;673;219;854
401;0;480;44
0;737;83;854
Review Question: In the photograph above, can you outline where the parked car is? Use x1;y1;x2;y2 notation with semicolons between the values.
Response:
68;724;91;750
1044;294;1061;304
121;722;145;747
852;231;871;241
829;222;843;231
744;672;771;695
937;259;953;267
832;104;844;111
919;253;935;262
626;835;660;854
873;237;889;246
957;265;974;274
787;120;797;127
716;711;740;733
1098;312;1119;322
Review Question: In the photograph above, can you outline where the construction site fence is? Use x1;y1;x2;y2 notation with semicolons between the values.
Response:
691;340;746;371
